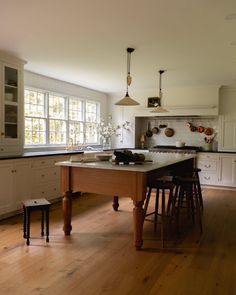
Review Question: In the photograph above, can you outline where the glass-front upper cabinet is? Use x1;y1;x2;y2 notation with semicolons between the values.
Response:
0;51;26;156
3;65;19;139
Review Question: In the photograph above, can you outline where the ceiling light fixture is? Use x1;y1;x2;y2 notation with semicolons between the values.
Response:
150;70;168;113
115;48;139;106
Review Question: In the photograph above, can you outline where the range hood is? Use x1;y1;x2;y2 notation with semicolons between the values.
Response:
134;104;218;117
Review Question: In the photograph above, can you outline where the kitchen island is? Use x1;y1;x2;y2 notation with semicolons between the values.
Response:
56;153;195;250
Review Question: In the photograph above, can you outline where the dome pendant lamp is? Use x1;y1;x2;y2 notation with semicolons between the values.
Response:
115;48;139;106
150;70;168;113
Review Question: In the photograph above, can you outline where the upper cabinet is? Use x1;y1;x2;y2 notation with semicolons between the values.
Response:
0;51;26;156
218;86;236;152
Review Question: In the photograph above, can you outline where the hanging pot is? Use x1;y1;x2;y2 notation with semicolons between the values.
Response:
164;128;174;137
190;126;197;132
146;122;153;137
197;126;205;133
152;126;159;134
204;127;213;136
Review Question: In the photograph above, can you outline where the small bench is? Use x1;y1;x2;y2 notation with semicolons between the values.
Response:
22;198;51;246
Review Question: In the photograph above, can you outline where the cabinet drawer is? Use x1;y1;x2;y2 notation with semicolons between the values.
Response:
32;157;59;168
32;183;61;200
198;160;217;171
34;167;59;182
199;172;218;185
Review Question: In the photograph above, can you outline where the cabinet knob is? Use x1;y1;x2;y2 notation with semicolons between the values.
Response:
1;132;4;136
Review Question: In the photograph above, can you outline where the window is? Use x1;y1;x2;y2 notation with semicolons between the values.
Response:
24;88;100;147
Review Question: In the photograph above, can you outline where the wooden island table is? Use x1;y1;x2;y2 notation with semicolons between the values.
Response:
56;153;195;250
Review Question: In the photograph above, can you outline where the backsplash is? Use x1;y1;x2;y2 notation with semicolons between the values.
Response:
135;117;219;150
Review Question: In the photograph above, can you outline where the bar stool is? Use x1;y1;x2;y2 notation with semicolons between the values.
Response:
22;198;51;246
174;176;203;234
144;176;176;247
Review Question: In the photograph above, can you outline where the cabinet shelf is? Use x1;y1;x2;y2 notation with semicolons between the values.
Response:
5;84;17;89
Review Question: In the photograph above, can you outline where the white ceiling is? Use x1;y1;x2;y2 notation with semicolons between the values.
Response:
1;0;236;94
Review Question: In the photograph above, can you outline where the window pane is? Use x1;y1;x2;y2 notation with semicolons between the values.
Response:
69;122;84;144
69;98;83;121
24;117;46;145
85;122;98;143
49;119;66;144
49;94;66;119
86;102;98;122
24;89;45;117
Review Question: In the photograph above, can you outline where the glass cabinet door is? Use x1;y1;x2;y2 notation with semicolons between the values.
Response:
3;66;19;139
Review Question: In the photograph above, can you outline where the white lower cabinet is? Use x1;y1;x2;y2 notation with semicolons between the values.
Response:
218;155;236;187
197;152;236;187
0;161;16;215
15;160;32;209
0;154;70;217
31;156;65;201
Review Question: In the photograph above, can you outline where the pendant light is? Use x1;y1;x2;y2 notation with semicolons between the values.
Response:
150;70;168;113
115;48;139;106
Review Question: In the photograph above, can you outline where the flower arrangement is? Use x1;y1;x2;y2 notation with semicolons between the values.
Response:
98;119;121;140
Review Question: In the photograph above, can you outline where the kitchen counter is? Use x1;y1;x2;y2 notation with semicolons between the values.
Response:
56;153;195;173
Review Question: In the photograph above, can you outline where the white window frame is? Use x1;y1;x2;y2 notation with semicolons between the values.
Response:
24;87;100;148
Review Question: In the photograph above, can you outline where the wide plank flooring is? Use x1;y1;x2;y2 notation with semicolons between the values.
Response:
0;188;236;295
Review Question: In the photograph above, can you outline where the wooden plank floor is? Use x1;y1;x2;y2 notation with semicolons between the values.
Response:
0;188;235;295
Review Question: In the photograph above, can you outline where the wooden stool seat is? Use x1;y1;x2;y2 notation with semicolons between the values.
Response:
22;198;51;246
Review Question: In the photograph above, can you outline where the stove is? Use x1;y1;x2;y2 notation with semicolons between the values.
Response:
150;145;200;154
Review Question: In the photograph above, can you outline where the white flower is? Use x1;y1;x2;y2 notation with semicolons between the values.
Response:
98;120;120;139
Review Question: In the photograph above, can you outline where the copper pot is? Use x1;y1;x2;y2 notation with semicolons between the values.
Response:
197;126;205;133
204;127;213;136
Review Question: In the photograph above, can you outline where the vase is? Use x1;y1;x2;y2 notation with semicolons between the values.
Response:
102;137;112;150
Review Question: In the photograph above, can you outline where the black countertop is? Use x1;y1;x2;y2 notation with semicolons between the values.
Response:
0;147;236;161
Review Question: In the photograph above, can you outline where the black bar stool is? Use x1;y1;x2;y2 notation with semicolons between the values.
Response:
22;198;51;246
144;176;175;247
174;176;203;234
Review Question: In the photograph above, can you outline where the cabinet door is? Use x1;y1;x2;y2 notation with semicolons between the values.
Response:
0;162;15;215
218;156;236;186
15;160;32;209
218;116;236;151
3;65;20;141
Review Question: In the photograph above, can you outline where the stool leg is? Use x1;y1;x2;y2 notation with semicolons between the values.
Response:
46;208;49;243
154;189;159;232
26;210;30;246
194;183;203;234
161;189;165;248
196;174;204;211
41;210;44;236
167;187;174;216
143;187;152;218
23;206;26;239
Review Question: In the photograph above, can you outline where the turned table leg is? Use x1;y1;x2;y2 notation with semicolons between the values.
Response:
63;191;72;235
133;200;144;250
112;196;119;211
